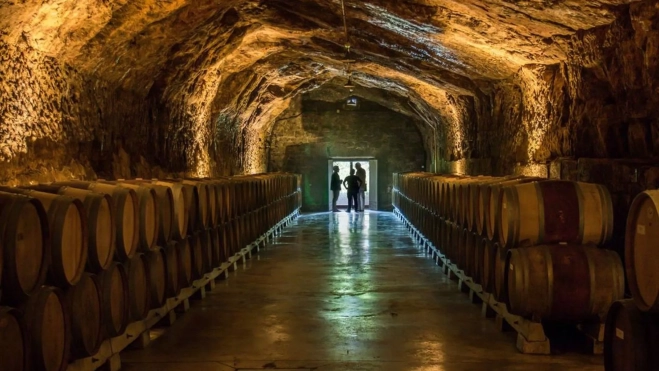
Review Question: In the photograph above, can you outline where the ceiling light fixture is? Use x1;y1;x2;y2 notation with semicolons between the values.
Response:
340;0;350;53
340;0;356;91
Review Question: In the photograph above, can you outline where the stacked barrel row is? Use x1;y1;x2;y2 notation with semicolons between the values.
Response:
0;173;301;371
393;172;624;324
604;190;659;370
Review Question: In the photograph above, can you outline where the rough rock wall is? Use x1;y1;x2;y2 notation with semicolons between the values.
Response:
1;0;657;190
432;2;659;262
450;2;659;175
0;40;245;185
0;42;99;184
269;95;426;211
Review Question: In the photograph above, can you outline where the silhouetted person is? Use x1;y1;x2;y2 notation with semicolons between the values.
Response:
355;162;367;212
343;169;362;212
330;165;342;212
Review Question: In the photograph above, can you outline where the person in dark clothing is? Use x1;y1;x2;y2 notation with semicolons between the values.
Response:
330;166;342;212
343;169;362;212
355;162;367;211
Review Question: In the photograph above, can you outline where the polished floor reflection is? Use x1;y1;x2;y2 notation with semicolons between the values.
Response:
122;211;603;371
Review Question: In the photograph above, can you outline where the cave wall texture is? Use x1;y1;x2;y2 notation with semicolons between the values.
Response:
0;1;658;217
269;93;426;211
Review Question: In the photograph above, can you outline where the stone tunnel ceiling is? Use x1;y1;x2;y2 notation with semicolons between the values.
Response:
0;0;658;180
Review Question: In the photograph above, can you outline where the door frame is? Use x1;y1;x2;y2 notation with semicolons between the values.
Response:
328;157;378;211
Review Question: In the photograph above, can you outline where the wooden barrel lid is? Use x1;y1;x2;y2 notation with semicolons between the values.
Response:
93;194;115;271
604;299;659;370
111;183;159;251
114;189;138;261
0;307;27;371
15;201;46;295
187;234;203;280
99;263;129;338
193;182;209;227
127;254;150;321
210;228;221;267
52;198;87;287
154;184;174;243
177;239;193;288
65;273;102;358
22;287;70;371
182;183;199;233
142;188;158;250
200;230;213;274
626;191;659;311
164;243;180;298
122;191;137;257
493;243;507;301
0;194;49;305
146;248;167;309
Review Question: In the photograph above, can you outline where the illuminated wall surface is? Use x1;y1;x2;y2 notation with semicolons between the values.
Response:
0;0;658;194
269;95;426;211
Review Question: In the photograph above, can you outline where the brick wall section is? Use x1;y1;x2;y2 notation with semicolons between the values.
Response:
268;98;426;211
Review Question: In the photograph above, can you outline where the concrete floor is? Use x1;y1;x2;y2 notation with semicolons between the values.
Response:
122;211;604;371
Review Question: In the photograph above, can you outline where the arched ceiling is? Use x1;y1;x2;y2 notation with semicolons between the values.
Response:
3;0;632;83
0;0;642;173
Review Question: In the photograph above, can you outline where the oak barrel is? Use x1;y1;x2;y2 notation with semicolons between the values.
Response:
498;180;613;248
464;231;480;278
485;178;541;241
480;239;497;293
471;237;486;284
625;190;659;312
447;223;461;262
189;233;205;280
43;196;87;288
604;299;659;371
447;177;473;222
57;181;138;262
220;223;231;264
505;245;624;320
142;182;176;243
0;187;87;288
164;242;181;298
492;242;507;301
475;176;524;235
21;286;70;371
0;307;28;371
109;181;159;252
180;181;200;233
458;176;492;227
182;179;215;228
98;262;129;338
65;273;103;358
155;180;198;233
222;180;236;220
435;175;462;218
183;180;208;229
207;182;219;227
30;185;115;272
126;254;150;321
200;229;214;273
458;228;471;271
145;247;167;309
151;180;188;240
214;181;227;224
176;238;193;288
210;227;222;267
0;192;49;305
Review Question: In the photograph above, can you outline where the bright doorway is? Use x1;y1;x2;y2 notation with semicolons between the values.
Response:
328;158;378;210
